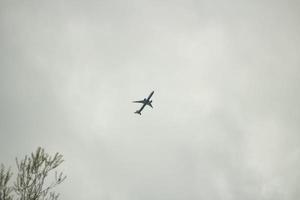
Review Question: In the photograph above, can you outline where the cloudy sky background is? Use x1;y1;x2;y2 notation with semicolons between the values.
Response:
1;0;300;199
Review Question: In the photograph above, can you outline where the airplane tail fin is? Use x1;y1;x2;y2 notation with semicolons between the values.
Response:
134;110;141;115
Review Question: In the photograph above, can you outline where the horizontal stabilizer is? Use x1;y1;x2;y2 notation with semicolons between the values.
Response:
134;110;141;115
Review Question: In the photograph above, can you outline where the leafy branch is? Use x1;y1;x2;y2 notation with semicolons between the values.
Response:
1;147;66;200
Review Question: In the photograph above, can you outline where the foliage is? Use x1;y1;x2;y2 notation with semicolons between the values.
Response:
0;164;13;200
0;147;66;200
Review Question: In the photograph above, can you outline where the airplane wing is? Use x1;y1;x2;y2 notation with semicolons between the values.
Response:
133;100;145;104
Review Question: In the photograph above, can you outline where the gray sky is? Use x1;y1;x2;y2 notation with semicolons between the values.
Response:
1;0;300;199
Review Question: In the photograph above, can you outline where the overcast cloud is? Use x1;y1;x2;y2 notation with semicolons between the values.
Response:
1;0;300;199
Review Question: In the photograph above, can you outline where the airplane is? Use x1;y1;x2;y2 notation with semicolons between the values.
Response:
133;91;154;115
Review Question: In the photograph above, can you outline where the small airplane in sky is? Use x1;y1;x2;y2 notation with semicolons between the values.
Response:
133;91;154;115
